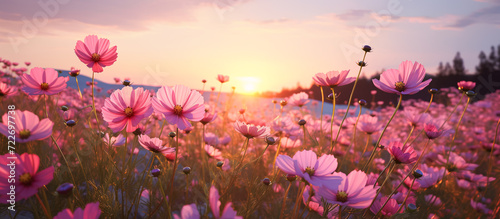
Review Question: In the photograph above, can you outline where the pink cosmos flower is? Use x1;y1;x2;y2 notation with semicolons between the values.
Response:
436;152;478;173
424;122;443;139
0;110;53;143
288;92;310;107
386;141;417;164
217;74;229;83
0;153;54;203
54;202;101;219
102;86;153;132
21;67;68;95
103;133;126;147
370;197;401;217
173;204;200;219
316;170;379;209
153;85;205;130
75;35;118;73
276;150;342;187
356;114;384;134
209;186;242;219
0;82;17;97
205;145;224;160
200;111;218;125
372;61;432;95
233;120;270;139
138;135;175;156
312;70;355;88
416;164;445;188
457;81;476;92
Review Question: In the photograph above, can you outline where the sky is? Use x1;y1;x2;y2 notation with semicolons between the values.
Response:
1;0;500;94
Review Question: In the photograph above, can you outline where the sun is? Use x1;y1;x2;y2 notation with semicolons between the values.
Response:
243;84;256;94
236;76;260;95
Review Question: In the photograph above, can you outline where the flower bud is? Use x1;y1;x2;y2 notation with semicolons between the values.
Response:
122;80;131;86
272;100;278;104
56;183;74;197
358;99;367;106
327;93;334;101
362;45;372;52
428;88;438;94
286;174;297;182
69;69;80;77
357;61;367;67
65;120;76;127
202;79;207;83
262;178;271;185
61;106;69;111
406;203;417;213
298;119;306;126
412;169;423;179
151;168;161;177
466;91;476;98
265;136;276;145
169;132;177;138
280;100;287;107
182;167;191;175
216;161;224;168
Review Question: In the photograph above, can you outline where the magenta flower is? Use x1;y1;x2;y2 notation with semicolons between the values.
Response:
200;111;218;125
217;74;229;83
386;141;417;164
372;60;431;95
370;197;401;217
288;92;309;107
276;150;342;187
316;170;379;209
356;114;383;134
102;86;153;132
54;202;101;219
21;67;68;95
233;120;270;139
75;35;118;73
312;70;355;88
209;186;242;219
153;85;205;130
424;121;443;139
138;135;175;156
103;133;126;147
0;82;17;97
0;110;53;143
0;153;54;203
173;204;200;219
457;81;476;92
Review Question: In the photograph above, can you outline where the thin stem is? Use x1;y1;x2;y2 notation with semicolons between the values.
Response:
75;76;83;99
373;159;394;188
35;193;52;219
366;162;397;213
403;125;415;146
168;127;180;207
216;83;223;108
339;105;363;170
363;94;403;171
332;51;368;148
157;177;172;219
329;88;336;153
319;86;324;138
279;182;293;219
397;178;416;213
483;118;500;197
291;182;306;219
423;93;434;114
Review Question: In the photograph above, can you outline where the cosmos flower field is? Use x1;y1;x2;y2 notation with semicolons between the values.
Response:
0;35;499;219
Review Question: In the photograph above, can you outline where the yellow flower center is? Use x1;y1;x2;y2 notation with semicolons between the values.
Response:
336;191;348;202
124;107;134;117
19;130;31;139
91;53;101;62
304;167;315;177
395;82;406;92
20;173;33;186
40;82;49;91
173;105;183;116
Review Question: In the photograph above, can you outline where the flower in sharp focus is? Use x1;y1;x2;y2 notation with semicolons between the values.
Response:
312;70;355;88
372;60;431;95
386;141;418;164
21;67;68;95
217;74;229;83
152;85;205;130
316;170;379;209
138;135;175;156
0;153;54;203
209;186;242;219
0;82;17;97
233;120;270;139
75;35;118;73
457;81;476;92
101;86;153;132
275;150;342;187
0;110;53;143
54;202;101;219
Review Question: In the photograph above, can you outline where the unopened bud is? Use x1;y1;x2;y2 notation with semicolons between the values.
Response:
298;119;306;126
182;167;191;175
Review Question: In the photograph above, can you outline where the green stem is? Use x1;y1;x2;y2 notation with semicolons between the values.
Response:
35;193;52;219
329;88;336;153
168;128;180;207
279;182;292;219
397;177;416;213
319;86;324;138
483;118;500;197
